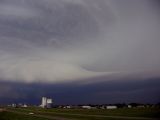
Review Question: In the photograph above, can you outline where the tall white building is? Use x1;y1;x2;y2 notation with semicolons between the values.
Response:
41;97;47;108
41;97;53;108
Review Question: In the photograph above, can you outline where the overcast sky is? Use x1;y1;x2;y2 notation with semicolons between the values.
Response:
0;0;160;104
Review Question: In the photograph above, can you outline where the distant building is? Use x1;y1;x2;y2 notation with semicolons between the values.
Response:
63;106;71;109
106;105;117;109
128;105;132;108
46;99;53;108
22;104;28;108
40;97;53;108
100;106;106;109
137;105;145;108
41;97;47;108
11;104;16;108
82;106;92;109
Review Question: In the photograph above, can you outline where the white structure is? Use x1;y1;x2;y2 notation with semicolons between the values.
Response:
63;106;71;109
41;97;53;108
106;106;117;109
46;99;53;108
11;104;16;107
82;106;92;109
22;104;28;108
41;97;47;108
128;105;132;108
47;99;52;104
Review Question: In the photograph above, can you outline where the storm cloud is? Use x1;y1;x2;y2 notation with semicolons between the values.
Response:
0;0;160;83
0;78;160;104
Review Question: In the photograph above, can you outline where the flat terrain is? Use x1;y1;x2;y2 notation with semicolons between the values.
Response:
0;107;159;120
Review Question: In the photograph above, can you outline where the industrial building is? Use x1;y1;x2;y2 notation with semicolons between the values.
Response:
40;97;53;108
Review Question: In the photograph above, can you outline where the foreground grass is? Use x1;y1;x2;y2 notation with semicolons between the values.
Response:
6;107;160;120
0;111;143;120
42;108;160;118
10;107;160;118
0;111;50;120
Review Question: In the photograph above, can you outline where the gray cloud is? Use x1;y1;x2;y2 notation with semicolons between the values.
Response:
0;4;37;18
0;0;160;83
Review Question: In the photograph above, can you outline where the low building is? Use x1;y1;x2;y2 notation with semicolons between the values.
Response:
128;105;132;108
63;106;71;109
22;104;28;108
82;106;92;109
106;105;117;109
137;105;145;108
11;104;16;108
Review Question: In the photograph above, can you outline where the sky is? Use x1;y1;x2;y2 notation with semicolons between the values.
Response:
0;0;160;104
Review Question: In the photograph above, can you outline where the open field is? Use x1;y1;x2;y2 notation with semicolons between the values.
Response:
0;107;160;120
0;111;50;120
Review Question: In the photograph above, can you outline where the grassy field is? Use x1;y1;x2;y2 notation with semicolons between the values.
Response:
0;107;159;120
0;111;50;120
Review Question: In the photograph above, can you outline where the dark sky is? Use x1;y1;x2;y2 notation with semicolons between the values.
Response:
0;77;160;105
0;0;160;104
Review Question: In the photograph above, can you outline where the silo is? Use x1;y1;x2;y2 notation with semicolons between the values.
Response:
42;97;47;108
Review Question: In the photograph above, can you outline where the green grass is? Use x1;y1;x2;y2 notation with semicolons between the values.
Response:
0;111;137;120
46;108;160;118
10;107;160;118
0;111;50;120
5;107;160;120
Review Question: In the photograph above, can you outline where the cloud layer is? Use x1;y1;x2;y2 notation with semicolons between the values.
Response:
0;0;160;83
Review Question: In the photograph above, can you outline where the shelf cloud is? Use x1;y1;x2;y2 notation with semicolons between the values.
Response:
0;0;160;83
